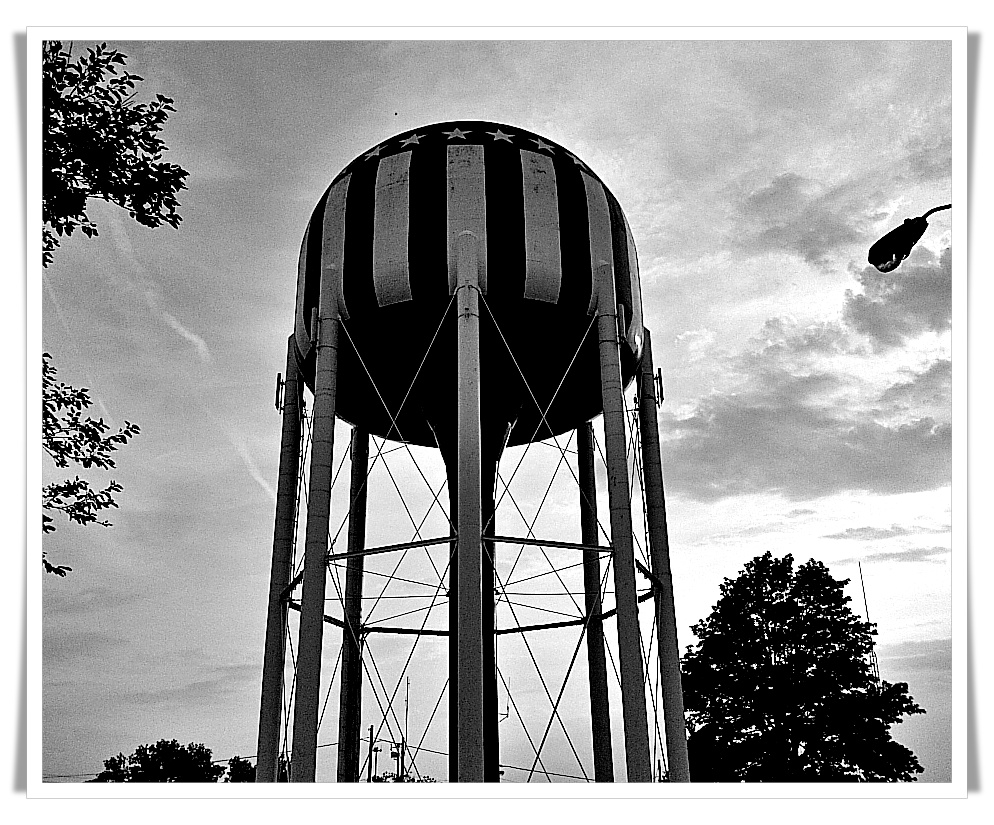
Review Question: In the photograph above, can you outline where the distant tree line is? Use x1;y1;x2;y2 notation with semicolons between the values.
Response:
88;740;257;783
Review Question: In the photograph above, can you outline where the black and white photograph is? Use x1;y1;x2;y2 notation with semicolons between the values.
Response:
22;23;972;805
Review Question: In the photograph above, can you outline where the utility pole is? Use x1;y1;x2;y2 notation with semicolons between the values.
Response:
367;726;374;783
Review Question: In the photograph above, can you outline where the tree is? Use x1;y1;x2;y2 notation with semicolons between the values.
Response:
681;552;925;782
89;739;225;782
42;40;189;267
41;40;187;572
42;353;140;575
372;771;436;782
224;756;256;783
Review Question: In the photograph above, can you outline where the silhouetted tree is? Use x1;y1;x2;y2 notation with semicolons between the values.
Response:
89;752;129;782
224;756;256;783
89;739;225;782
42;40;189;267
373;771;436;782
42;353;140;575
42;39;187;573
681;552;925;782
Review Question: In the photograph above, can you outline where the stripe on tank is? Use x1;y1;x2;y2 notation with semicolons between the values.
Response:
295;223;311;356
520;149;562;303
446;144;488;294
372;152;413;306
582;172;615;314
320;175;351;319
623;212;644;358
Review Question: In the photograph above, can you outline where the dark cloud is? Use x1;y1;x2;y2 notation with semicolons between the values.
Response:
43;627;128;667
825;525;914;540
901;116;952;183
663;401;949;501
736;173;869;268
844;247;952;348
878;358;951;413
731;169;903;269
867;546;949;564
660;319;951;501
836;546;949;566
823;523;948;541
118;663;257;707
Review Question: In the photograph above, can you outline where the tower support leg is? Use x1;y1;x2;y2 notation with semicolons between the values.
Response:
482;475;500;782
594;266;651;782
578;422;615;782
257;335;303;782
337;428;369;781
447;449;499;783
291;310;341;782
454;231;485;782
638;329;690;782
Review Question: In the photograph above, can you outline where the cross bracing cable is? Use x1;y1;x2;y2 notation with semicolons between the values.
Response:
358;452;448;614
359;553;452;780
525;553;613;781
491;562;589;780
317;642;345;733
479;298;610;548
494;438;587;617
497;664;553;782
339;308;456;533
500;600;585;621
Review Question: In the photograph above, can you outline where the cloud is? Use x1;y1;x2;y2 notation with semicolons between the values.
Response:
878;359;951;421
843;247;952;348
226;431;277;504
900;115;952;183
106;216;213;363
836;546;949;566
660;316;951;501
674;328;716;362
44;628;128;667
823;524;949;541
878;637;952;674
734;172;883;269
118;663;257;707
663;401;949;502
161;310;211;364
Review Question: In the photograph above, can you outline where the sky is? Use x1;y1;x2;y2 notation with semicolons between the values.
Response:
34;35;959;788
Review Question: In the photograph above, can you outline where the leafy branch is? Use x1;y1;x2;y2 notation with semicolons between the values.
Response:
42;40;189;267
41;353;140;574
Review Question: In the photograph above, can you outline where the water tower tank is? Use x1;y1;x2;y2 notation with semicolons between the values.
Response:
293;120;644;450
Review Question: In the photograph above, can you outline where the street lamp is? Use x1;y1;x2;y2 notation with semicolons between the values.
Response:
868;204;951;273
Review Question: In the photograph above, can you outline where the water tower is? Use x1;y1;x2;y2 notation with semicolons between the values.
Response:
255;121;689;783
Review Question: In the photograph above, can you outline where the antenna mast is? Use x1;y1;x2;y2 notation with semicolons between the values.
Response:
858;562;881;683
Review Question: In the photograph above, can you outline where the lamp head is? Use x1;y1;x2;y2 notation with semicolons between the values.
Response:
867;216;929;273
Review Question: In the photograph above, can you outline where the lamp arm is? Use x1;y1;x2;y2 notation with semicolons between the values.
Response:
921;204;952;220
